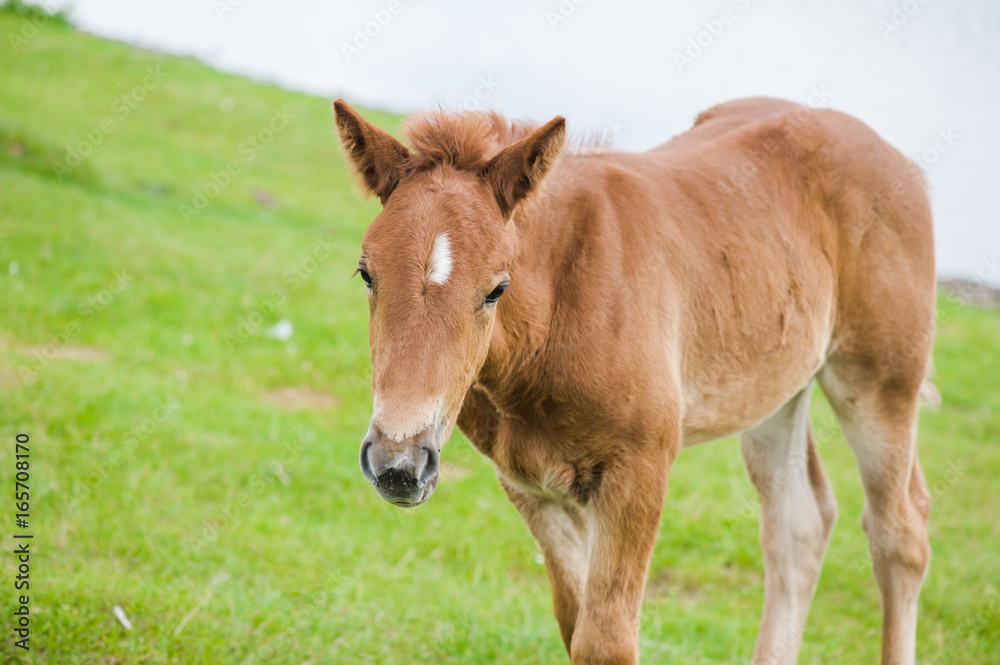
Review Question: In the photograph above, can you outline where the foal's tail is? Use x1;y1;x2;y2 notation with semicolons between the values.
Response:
918;375;941;410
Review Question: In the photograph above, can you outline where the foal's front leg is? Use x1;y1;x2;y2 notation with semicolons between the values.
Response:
571;447;673;665
503;481;590;654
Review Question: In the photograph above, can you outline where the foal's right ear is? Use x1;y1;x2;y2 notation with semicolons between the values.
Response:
479;116;566;218
333;99;411;204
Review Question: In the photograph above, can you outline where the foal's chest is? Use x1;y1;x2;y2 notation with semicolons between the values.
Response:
482;422;606;506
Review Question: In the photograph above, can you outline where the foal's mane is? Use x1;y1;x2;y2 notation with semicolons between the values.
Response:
402;110;608;173
402;111;541;171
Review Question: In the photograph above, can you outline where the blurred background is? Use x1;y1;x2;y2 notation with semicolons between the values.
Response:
0;1;997;664
60;0;1000;284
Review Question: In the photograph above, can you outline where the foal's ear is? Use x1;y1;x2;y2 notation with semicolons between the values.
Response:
479;116;566;218
333;99;411;204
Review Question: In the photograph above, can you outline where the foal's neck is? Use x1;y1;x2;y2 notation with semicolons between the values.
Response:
478;159;587;399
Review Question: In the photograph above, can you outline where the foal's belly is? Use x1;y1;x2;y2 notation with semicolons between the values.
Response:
678;308;831;447
680;362;821;447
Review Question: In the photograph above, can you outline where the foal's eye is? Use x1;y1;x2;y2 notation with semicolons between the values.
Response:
358;269;373;288
484;283;507;306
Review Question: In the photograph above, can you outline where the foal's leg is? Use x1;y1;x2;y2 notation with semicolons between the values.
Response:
570;446;673;665
740;384;838;665
819;364;931;665
502;481;589;654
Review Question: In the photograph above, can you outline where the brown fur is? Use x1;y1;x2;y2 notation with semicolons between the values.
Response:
405;110;541;170
333;97;935;664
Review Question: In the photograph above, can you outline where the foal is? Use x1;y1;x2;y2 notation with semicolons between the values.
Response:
333;97;935;665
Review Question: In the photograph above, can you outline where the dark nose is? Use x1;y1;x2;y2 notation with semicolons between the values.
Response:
360;439;440;507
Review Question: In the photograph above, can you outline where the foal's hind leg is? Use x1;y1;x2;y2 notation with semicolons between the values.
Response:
741;383;838;665
819;363;930;665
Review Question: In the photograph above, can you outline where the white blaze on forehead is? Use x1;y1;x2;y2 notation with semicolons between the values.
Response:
426;233;452;285
372;393;440;443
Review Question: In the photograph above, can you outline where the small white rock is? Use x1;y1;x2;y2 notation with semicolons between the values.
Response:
113;605;133;631
269;461;291;487
265;319;293;341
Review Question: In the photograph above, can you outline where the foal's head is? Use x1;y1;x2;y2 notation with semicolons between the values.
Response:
333;100;565;507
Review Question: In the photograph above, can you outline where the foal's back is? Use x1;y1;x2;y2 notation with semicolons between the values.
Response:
538;97;934;445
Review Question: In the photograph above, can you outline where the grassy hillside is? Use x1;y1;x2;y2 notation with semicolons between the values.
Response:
1;8;998;664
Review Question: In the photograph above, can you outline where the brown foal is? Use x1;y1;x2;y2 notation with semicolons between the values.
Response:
333;96;935;665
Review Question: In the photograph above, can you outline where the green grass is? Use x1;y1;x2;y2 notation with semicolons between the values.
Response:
1;11;998;664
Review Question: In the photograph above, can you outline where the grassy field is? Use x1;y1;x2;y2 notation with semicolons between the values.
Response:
1;8;998;664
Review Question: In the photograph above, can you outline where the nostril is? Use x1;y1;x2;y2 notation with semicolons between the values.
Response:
359;440;377;485
418;446;439;485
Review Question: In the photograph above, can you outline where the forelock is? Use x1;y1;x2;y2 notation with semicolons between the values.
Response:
402;111;539;171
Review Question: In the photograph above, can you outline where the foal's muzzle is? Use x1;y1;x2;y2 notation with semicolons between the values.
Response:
360;423;441;507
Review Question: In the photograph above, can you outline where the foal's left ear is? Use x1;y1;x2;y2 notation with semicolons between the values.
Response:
479;116;566;218
333;99;411;204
